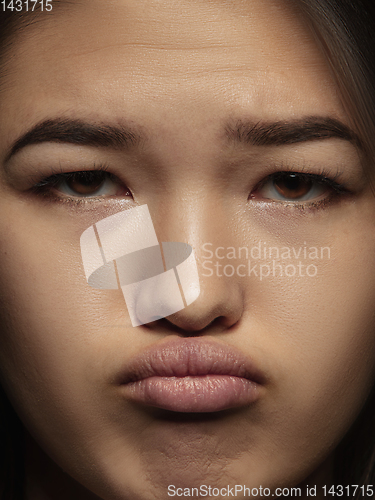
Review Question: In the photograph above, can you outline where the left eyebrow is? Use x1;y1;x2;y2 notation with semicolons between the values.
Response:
5;118;143;161
225;117;362;148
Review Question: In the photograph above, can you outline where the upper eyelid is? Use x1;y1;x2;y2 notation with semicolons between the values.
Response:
256;171;348;191
32;167;116;187
249;170;350;208
29;169;133;202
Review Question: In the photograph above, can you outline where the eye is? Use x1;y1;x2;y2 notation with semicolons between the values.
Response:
251;172;344;203
32;169;132;199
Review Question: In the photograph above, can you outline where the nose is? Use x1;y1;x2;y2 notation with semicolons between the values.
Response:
126;240;244;331
80;203;245;332
164;262;244;332
145;202;245;334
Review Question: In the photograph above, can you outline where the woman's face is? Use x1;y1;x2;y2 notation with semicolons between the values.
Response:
1;0;375;498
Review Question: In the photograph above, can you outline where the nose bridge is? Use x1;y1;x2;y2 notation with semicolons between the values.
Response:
151;190;236;263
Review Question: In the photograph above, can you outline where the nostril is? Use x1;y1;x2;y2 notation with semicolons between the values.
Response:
156;280;245;334
143;316;217;335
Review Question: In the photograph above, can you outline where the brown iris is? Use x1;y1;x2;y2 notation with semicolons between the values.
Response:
66;171;106;195
273;173;313;200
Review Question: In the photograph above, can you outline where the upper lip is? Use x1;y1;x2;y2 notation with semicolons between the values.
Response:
118;337;266;386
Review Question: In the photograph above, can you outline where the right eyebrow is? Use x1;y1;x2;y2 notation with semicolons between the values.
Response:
5;118;143;161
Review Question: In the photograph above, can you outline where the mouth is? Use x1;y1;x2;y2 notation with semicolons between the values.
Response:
118;338;265;413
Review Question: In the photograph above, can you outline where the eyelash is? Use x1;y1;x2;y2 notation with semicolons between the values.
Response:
250;166;348;205
30;164;131;205
29;164;349;209
31;164;110;189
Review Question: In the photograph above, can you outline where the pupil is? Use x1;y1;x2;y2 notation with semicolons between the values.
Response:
68;172;105;194
274;173;312;199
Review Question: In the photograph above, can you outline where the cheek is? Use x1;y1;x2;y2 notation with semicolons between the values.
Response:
0;202;129;421
235;203;375;467
0;203;150;487
0;196;133;341
242;201;375;368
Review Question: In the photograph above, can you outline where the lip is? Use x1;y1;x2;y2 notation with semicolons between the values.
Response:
118;338;265;413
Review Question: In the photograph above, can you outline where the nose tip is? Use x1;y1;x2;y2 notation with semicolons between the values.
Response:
161;275;244;333
126;241;244;331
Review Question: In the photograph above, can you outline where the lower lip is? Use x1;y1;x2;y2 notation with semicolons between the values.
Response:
125;375;259;412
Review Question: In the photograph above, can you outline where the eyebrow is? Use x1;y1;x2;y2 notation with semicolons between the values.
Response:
6;118;142;161
6;115;361;163
225;117;362;148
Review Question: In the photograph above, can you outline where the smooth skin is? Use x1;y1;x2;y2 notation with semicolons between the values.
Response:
0;0;375;498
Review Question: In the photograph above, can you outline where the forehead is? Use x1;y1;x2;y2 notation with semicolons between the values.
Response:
0;0;346;136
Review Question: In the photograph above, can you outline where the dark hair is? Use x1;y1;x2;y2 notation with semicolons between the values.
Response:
296;0;375;186
1;1;375;498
